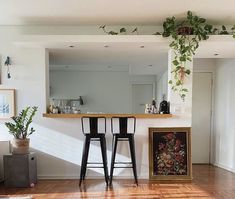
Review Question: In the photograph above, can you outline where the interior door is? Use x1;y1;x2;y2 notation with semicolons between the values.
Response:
132;84;153;114
192;72;212;163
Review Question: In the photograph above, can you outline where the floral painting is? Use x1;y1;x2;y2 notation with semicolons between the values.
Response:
153;132;187;175
0;89;15;118
149;128;192;180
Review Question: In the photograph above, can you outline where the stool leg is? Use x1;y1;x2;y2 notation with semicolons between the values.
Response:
109;135;118;186
129;135;138;185
82;137;90;181
79;136;90;186
79;140;86;186
100;135;109;186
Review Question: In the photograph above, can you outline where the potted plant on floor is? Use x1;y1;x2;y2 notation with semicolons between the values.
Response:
5;106;38;154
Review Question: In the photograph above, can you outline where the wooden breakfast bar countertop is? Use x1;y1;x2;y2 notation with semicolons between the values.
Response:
43;113;173;119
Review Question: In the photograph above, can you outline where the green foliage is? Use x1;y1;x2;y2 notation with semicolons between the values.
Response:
99;25;138;35
153;32;161;35
218;25;229;35
162;11;214;100
5;106;38;139
120;27;126;33
131;27;139;34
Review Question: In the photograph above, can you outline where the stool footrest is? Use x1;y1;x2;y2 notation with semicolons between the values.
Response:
87;166;105;168
114;162;132;164
114;166;133;168
90;139;101;141
87;162;103;164
116;139;129;141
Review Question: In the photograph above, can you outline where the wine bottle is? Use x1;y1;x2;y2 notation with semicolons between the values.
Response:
151;98;157;114
159;94;169;114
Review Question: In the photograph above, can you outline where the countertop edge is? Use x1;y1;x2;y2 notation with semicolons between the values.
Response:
42;113;173;119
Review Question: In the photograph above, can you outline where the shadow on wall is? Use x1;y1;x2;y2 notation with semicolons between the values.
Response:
135;135;144;173
1;121;146;177
30;123;131;176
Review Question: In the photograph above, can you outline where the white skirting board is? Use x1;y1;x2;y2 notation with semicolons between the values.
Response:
37;175;148;180
0;141;11;182
213;162;235;173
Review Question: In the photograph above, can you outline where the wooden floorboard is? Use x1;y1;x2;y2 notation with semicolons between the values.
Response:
0;165;235;198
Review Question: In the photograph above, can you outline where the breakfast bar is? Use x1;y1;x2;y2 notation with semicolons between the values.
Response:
43;113;173;118
42;112;192;182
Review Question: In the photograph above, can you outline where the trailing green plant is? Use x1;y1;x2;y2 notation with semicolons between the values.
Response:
162;11;217;100
100;25;162;35
5;106;38;139
99;25;139;35
219;25;235;36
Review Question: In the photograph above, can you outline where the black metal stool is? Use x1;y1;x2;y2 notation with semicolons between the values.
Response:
109;116;138;186
79;117;109;186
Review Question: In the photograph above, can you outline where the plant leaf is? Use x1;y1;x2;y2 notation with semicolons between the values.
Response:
120;28;126;33
132;27;138;33
172;60;179;66
108;31;118;35
99;25;106;29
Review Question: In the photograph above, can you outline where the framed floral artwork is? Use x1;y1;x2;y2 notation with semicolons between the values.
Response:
149;127;192;180
0;89;15;119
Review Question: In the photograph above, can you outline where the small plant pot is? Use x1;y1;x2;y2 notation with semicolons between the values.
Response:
11;138;30;154
177;27;194;35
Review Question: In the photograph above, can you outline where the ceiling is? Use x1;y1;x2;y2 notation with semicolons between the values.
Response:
49;42;168;75
195;41;235;58
0;0;235;25
48;38;235;73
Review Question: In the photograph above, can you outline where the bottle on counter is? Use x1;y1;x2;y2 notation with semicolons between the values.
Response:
151;98;158;114
167;101;170;114
52;106;59;114
145;104;152;114
48;104;54;114
159;94;170;114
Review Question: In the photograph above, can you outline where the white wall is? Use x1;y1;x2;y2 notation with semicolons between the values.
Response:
193;58;216;72
0;26;193;179
167;50;193;120
50;70;130;113
213;59;235;172
156;70;168;103
50;71;158;114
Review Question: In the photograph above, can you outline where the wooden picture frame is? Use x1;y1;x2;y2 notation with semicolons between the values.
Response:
0;89;15;119
149;127;192;180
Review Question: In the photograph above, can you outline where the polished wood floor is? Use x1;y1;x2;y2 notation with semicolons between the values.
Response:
0;165;235;199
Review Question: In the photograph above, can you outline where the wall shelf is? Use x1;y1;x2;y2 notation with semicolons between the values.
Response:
43;113;173;119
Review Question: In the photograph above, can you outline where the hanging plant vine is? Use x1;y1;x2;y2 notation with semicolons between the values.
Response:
162;11;216;100
99;25;139;35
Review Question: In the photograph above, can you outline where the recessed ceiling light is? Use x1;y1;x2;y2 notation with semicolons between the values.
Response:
104;45;110;48
214;53;219;56
69;45;74;48
140;45;145;48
